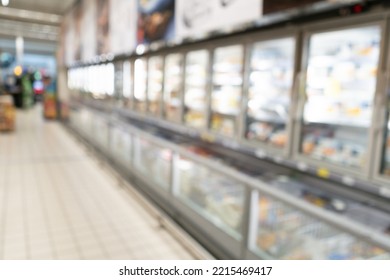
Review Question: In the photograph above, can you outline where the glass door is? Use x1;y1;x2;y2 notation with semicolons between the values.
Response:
300;25;381;169
122;60;132;108
134;58;148;113
210;45;244;137
163;53;183;123
246;37;295;148
114;61;123;103
147;56;163;116
184;49;209;129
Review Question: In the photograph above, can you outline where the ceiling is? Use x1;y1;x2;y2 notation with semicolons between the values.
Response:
0;0;77;54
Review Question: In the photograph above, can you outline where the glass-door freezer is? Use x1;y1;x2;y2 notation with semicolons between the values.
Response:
122;60;132;108
245;37;295;148
134;58;148;113
147;56;164;116
211;45;244;137
300;25;381;169
184;49;209;129
163;53;183;123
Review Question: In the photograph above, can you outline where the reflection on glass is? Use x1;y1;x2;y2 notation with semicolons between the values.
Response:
184;50;209;128
211;45;243;137
175;157;244;239
253;195;389;259
123;60;132;108
110;126;132;165
134;58;148;112
148;56;163;116
134;138;172;190
164;53;183;123
301;26;381;168
246;38;295;148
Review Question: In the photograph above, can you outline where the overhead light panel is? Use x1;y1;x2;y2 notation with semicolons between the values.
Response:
2;0;9;7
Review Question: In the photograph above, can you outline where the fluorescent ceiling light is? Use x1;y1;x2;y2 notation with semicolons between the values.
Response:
2;0;9;6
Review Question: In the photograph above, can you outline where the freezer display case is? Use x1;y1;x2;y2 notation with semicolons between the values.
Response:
109;125;132;165
122;60;132;108
300;25;381;168
134;137;172;190
245;38;295;148
174;156;245;239
134;58;148;113
211;45;244;137
147;56;164;116
184;50;209;129
163;53;183;123
252;193;389;259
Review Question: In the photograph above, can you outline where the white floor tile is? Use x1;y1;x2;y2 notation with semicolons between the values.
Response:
0;105;202;260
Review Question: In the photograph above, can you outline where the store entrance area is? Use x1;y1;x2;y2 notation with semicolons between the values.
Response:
0;105;204;260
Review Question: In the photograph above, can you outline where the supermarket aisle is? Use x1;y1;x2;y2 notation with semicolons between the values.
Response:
0;105;197;260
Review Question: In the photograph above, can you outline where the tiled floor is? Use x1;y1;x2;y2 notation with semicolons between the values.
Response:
0;105;197;259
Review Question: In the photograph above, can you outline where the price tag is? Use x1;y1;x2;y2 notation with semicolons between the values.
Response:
317;168;330;179
273;156;283;164
297;162;308;171
379;187;390;198
222;140;239;150
342;176;356;186
255;149;267;159
200;133;215;143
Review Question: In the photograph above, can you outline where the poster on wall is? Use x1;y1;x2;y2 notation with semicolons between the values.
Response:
175;0;262;40
110;0;137;55
137;0;175;44
81;0;97;61
97;0;111;55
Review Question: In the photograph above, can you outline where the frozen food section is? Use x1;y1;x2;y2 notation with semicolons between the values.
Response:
211;45;244;137
66;4;390;259
184;50;209;129
245;37;295;148
300;26;381;169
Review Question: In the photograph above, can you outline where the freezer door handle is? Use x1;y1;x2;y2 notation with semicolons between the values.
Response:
293;72;306;122
373;71;389;134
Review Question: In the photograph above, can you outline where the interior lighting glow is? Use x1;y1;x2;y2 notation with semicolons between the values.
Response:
14;65;22;76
